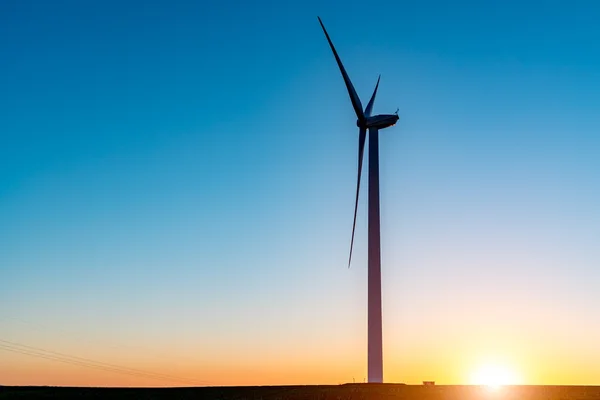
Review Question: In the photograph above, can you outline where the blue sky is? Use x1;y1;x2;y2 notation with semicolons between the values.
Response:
2;0;600;386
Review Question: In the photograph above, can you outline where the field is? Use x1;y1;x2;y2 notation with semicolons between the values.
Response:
2;384;600;400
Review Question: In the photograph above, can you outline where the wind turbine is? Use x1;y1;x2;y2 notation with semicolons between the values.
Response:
318;17;399;384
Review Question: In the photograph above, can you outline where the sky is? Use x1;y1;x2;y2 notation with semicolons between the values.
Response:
2;0;600;387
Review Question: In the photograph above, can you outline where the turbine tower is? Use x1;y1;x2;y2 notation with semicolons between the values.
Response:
318;17;399;384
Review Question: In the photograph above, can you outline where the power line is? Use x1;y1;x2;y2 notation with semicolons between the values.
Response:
0;343;185;383
0;315;201;365
0;339;205;386
0;341;201;385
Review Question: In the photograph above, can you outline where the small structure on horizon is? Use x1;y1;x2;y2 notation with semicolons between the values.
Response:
423;381;435;386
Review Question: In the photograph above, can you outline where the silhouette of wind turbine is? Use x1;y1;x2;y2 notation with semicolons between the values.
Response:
318;17;399;384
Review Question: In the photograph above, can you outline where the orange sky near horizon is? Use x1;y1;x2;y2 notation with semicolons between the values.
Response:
3;329;600;387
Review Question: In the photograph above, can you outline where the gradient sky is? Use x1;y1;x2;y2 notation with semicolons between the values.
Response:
2;0;600;387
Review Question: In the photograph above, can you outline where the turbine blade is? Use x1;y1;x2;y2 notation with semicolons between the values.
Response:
318;17;365;122
364;75;380;118
349;127;367;268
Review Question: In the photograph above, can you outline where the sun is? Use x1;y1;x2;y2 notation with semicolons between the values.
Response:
469;363;520;389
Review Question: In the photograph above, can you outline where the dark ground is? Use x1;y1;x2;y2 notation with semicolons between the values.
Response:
2;384;600;400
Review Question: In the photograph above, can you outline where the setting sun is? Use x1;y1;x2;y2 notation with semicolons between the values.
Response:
470;363;521;388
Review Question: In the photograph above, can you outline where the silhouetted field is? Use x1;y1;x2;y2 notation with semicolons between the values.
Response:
2;384;600;400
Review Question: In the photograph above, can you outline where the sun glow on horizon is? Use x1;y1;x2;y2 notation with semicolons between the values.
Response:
469;363;521;389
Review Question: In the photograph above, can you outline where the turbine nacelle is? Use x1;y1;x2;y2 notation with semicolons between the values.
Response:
358;114;400;129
